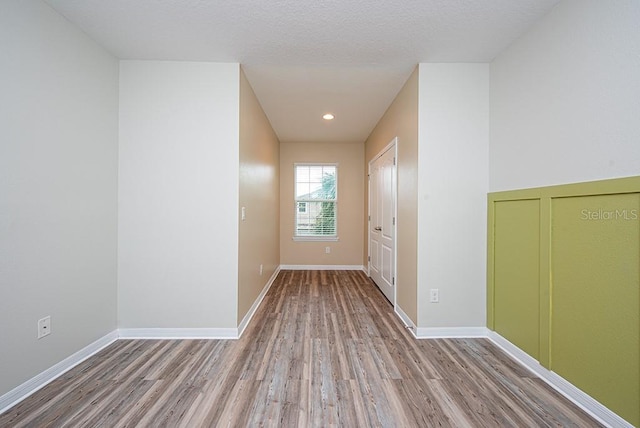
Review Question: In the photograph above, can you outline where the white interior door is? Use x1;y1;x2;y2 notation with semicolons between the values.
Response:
369;142;396;304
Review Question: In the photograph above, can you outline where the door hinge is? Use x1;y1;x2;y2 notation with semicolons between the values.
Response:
392;277;395;285
368;256;371;261
368;215;371;221
393;217;396;225
393;157;396;166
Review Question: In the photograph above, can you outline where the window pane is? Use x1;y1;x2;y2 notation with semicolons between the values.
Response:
295;166;336;201
321;170;336;199
323;166;336;176
295;201;336;236
296;209;313;234
295;182;310;199
296;166;310;183
308;181;322;198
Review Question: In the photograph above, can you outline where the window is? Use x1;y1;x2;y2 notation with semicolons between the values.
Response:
294;164;337;240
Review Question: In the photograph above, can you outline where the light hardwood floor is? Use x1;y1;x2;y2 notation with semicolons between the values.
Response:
0;270;602;427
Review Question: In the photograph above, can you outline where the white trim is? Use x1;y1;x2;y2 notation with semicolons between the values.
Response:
0;330;118;414
394;304;418;338
292;236;339;242
371;138;398;164
237;267;281;337
280;264;366;271
487;330;632;428
293;163;338;240
293;162;339;167
414;326;489;338
118;328;238;339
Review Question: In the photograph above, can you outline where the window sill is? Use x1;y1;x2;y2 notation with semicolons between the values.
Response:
293;236;339;242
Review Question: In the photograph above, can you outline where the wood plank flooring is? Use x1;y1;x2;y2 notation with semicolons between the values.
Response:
0;270;602;427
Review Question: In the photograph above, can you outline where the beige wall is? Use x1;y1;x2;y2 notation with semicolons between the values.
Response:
364;68;419;323
238;69;280;324
280;142;364;266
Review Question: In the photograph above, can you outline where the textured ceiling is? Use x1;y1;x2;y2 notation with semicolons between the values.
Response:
44;0;560;143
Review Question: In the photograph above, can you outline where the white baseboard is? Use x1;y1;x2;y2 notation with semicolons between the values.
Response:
238;267;281;337
394;304;417;338
415;326;489;338
487;330;632;428
0;330;118;414
280;264;366;271
117;328;238;339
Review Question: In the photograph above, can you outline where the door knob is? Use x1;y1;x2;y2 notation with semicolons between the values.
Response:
374;226;382;231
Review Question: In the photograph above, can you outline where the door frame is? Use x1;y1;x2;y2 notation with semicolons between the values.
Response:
367;137;398;306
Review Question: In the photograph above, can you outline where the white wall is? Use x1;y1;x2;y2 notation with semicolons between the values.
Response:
0;0;118;396
118;61;240;329
417;64;489;328
490;0;640;191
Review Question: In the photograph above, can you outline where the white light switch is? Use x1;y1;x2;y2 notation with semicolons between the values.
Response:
241;207;246;221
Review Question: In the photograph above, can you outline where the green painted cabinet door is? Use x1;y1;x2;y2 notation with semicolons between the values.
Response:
493;199;540;359
551;193;640;427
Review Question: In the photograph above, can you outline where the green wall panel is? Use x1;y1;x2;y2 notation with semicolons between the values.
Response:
493;199;540;359
551;193;639;426
488;176;640;426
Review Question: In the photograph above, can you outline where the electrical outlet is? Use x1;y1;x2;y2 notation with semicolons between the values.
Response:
325;246;331;254
259;264;263;275
429;289;439;303
38;316;51;339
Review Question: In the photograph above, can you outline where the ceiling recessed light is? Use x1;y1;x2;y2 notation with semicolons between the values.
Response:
322;113;334;120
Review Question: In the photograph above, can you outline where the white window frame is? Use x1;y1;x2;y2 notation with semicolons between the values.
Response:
293;163;339;242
